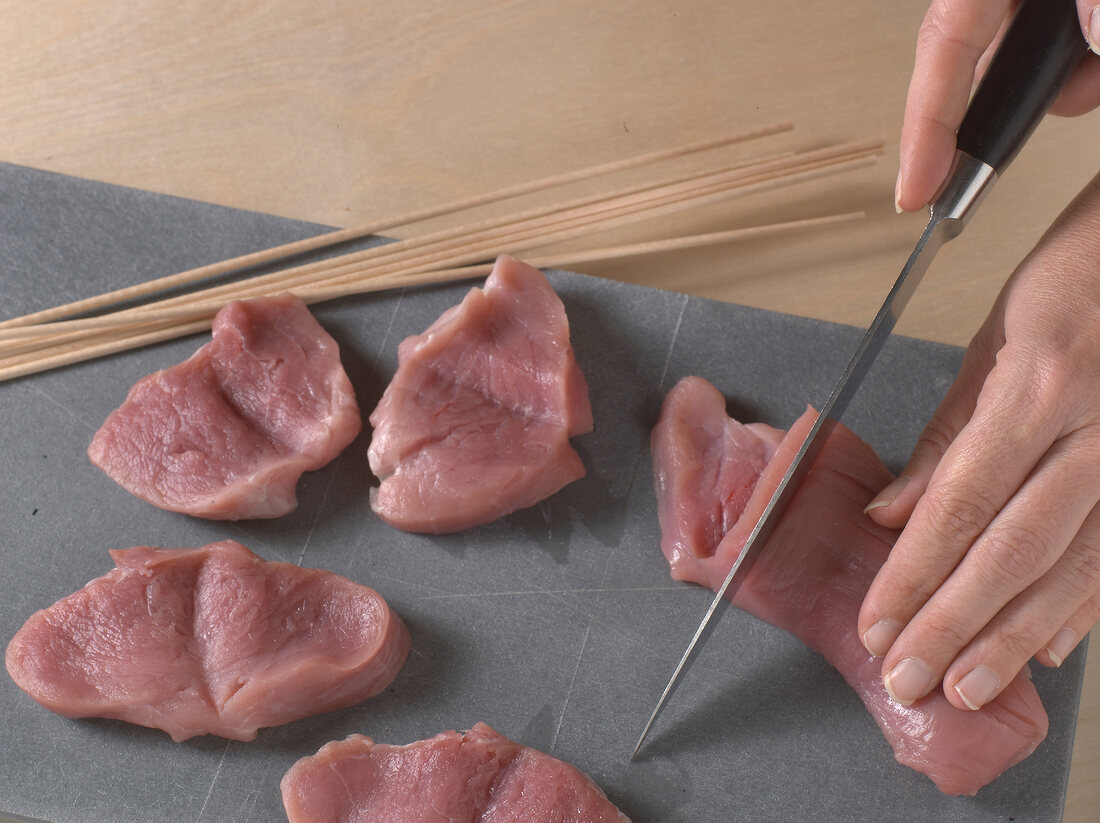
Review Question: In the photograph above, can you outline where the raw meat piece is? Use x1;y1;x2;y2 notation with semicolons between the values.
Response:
88;294;361;520
652;376;785;567
651;376;1048;796
280;722;631;823
5;540;410;742
368;255;593;533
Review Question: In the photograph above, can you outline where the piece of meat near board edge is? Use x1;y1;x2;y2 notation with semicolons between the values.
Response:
4;540;410;742
650;376;1048;796
368;255;594;534
280;722;632;823
88;293;361;520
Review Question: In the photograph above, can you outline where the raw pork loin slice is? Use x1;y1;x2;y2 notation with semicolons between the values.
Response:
280;722;631;823
651;376;1048;796
368;255;593;533
88;294;361;520
5;540;410;742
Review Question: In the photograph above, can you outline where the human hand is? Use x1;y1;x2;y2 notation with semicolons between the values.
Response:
896;0;1100;213
857;170;1100;712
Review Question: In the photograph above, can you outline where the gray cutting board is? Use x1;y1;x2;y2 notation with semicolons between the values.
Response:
0;163;1087;823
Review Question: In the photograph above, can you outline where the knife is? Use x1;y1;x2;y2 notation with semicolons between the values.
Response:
632;0;1089;760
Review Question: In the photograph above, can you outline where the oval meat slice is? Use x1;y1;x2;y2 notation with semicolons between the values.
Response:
88;294;361;520
368;255;593;533
280;723;631;823
651;376;1048;796
5;540;410;742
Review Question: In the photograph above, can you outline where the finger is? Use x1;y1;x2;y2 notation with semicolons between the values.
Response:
974;0;1021;74
1050;53;1100;116
1051;0;1100;114
858;342;1061;661
943;500;1100;710
864;305;1006;529
1036;590;1100;668
897;0;1014;211
879;427;1100;707
1079;0;1100;53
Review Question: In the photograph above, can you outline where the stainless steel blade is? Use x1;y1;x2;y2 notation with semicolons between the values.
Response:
631;151;997;760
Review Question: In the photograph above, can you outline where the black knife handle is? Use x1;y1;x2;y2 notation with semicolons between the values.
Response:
956;0;1089;174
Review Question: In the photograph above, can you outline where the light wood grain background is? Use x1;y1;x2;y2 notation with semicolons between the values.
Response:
2;1;1097;818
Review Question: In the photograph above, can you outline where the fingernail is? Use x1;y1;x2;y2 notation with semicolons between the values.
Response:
862;618;903;657
894;175;904;214
954;665;1002;710
883;657;936;706
1046;627;1078;667
1089;8;1100;54
864;475;908;514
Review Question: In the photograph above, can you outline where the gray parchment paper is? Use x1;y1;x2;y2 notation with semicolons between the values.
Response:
0;163;1087;822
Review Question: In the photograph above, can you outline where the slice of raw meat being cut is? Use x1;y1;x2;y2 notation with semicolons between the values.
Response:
88;293;361;520
651;376;1048;796
280;722;631;823
5;540;410;742
368;255;593;533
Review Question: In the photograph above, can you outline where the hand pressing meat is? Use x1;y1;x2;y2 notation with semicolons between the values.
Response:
280;723;631;823
651;377;1048;795
865;0;1100;715
88;294;361;520
5;540;409;742
368;255;593;533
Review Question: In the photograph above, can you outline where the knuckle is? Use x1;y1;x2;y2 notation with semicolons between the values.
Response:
917;610;972;654
990;618;1043;663
917;2;982;59
1063;541;1100;598
987;343;1074;433
1012;351;1070;421
913;415;956;462
976;522;1054;587
922;487;997;546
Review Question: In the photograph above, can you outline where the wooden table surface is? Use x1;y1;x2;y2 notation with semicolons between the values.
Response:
2;1;1097;818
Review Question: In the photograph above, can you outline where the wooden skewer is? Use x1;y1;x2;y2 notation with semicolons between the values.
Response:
0;211;865;383
28;146;808;331
0;121;793;330
137;140;876;310
0;147;879;356
160;150;881;310
293;211;869;303
0;128;883;380
4;211;866;337
2;139;879;341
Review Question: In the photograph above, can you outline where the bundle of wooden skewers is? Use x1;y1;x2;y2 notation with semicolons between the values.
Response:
0;122;883;383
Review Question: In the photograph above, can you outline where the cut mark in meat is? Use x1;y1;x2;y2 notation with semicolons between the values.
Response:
368;256;593;534
87;294;361;520
4;540;410;742
280;722;631;823
650;376;1048;796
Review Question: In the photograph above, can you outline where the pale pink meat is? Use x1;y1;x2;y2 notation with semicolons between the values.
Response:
5;540;410;742
280;722;631;823
651;376;1048;796
368;255;593;533
88;294;361;520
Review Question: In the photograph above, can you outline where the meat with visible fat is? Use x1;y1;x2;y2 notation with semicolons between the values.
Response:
88;294;361;520
280;722;631;823
651;376;1048;796
5;540;410;742
368;255;593;533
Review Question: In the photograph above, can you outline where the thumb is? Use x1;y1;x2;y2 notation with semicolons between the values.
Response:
1049;1;1100;115
1080;0;1099;53
864;313;1004;529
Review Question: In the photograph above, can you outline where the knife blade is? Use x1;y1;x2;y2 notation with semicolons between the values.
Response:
632;0;1088;760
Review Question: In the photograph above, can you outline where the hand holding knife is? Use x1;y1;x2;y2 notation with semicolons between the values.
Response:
633;0;1089;759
